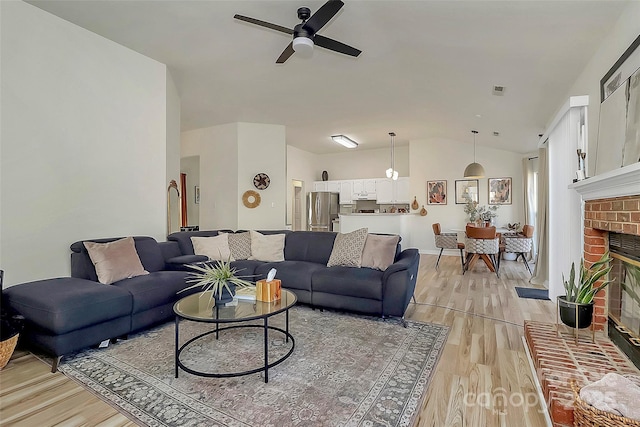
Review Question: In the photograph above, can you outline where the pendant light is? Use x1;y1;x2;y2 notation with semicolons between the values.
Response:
463;130;485;178
385;132;399;180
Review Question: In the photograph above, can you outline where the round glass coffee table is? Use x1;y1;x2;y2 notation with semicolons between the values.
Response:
173;289;296;383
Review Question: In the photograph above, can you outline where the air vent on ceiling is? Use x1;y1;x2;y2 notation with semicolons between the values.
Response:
492;85;506;96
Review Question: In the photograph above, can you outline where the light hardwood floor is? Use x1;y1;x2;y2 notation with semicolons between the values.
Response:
0;254;555;427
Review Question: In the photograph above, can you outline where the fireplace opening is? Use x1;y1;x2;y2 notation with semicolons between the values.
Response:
608;232;640;370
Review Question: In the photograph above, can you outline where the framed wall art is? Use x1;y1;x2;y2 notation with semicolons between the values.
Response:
488;177;512;205
455;179;478;204
427;180;447;205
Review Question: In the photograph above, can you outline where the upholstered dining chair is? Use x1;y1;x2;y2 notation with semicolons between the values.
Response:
432;223;465;273
464;225;501;277
500;224;534;275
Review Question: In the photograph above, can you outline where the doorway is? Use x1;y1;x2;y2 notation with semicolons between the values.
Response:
292;180;304;231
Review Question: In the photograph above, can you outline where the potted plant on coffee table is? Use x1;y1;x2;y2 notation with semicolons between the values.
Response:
558;252;613;334
179;258;254;306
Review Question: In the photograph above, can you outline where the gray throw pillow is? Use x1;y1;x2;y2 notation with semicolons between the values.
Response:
327;228;369;268
228;232;252;260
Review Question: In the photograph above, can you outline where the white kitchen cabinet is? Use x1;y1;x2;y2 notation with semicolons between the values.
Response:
327;181;341;193
375;177;410;204
375;179;394;204
394;177;410;203
339;181;353;204
352;179;377;200
313;181;328;192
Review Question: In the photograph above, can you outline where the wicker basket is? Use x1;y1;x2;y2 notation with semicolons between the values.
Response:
571;380;640;427
0;333;18;369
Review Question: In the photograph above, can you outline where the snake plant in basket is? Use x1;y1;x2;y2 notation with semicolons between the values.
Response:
559;252;613;329
179;259;254;306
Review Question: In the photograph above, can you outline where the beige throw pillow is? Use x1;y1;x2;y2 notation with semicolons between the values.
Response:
361;234;400;271
327;228;369;268
191;234;233;261
83;237;149;285
249;231;285;262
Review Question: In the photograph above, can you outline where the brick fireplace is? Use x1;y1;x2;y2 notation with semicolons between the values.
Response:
525;164;640;427
583;195;640;330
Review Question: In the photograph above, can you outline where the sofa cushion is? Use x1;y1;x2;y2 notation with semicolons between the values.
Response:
111;271;191;314
3;277;133;335
191;234;232;261
255;261;326;292
327;228;368;268
83;237;149;285
361;234;400;271
284;231;337;264
229;259;263;280
312;267;384;300
249;231;285;262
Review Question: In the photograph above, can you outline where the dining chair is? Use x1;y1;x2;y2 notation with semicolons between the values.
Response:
464;225;500;277
499;224;534;275
432;223;465;274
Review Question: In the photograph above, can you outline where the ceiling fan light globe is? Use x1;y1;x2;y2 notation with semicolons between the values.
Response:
292;37;314;58
386;168;393;178
392;170;399;180
463;162;485;179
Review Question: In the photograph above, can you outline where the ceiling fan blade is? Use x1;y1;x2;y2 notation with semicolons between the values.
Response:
276;42;295;64
233;14;293;35
314;34;361;57
303;0;344;34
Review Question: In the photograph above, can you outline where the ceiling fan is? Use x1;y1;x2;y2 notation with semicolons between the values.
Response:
234;0;361;64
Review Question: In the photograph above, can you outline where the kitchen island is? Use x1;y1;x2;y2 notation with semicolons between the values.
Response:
339;213;414;247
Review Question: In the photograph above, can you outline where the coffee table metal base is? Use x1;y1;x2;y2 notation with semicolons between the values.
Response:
174;317;294;383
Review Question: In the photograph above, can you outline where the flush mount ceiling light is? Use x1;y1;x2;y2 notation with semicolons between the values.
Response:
331;134;358;149
385;132;399;180
463;130;486;179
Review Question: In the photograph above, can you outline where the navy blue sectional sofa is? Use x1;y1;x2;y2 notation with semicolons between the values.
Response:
3;230;419;372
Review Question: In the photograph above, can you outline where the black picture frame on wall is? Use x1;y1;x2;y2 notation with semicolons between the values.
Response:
600;34;640;102
455;179;478;204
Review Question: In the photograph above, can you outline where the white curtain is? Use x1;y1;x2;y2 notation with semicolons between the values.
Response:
522;156;539;261
531;147;548;286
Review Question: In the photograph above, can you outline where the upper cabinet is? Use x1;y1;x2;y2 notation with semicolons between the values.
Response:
339;181;353;204
376;177;410;204
312;180;341;192
352;179;377;200
313;181;328;192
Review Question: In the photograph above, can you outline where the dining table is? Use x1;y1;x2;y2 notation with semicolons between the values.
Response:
448;226;516;273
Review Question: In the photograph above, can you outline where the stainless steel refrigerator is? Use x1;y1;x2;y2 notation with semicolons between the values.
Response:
308;192;339;232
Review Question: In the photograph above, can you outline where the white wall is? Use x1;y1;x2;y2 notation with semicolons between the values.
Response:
0;1;171;286
409;138;524;253
181;122;287;230
182;124;239;230
166;71;181;190
563;2;640;174
286;145;317;226
237;123;286;230
314;146;409;180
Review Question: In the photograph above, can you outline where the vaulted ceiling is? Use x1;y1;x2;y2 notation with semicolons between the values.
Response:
28;0;629;154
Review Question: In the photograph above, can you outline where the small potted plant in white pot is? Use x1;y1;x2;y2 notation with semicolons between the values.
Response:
179;259;254;306
559;252;613;329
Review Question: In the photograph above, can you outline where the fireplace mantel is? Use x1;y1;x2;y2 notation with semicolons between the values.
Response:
569;162;640;201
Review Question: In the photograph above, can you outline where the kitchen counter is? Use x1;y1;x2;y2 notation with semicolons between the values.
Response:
339;213;416;246
340;212;414;216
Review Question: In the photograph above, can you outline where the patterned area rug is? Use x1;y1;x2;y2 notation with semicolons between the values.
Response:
59;306;448;427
